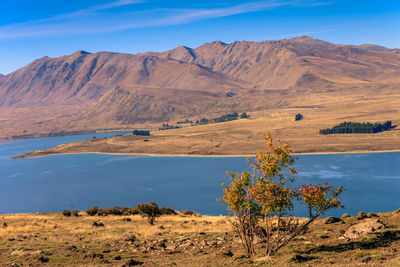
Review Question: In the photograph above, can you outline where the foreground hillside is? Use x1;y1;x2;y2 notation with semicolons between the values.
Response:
1;37;400;139
1;210;400;266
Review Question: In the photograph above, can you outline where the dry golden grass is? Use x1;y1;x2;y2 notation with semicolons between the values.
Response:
1;211;400;266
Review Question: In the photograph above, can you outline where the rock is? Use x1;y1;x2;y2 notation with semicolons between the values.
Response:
367;212;378;218
2;222;7;228
344;219;385;239
361;256;372;263
395;208;400;213
114;255;122;260
356;211;368;220
341;213;351;219
325;217;342;224
199;232;206;235
123;217;132;222
92;221;104;227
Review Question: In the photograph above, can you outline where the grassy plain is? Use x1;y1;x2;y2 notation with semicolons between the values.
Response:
14;87;400;158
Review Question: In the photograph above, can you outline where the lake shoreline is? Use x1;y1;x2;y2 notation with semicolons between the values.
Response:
14;148;400;159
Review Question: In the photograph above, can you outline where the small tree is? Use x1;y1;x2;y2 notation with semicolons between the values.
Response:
137;201;162;225
221;171;259;255
221;134;343;257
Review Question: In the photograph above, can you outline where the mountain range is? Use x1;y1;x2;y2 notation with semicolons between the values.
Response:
0;36;399;139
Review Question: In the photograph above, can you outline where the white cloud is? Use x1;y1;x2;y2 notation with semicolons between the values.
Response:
0;0;332;39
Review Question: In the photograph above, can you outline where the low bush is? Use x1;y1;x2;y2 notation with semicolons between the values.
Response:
86;206;100;216
160;206;177;215
85;203;173;219
62;210;72;217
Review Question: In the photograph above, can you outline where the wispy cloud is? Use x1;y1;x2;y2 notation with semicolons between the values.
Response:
273;26;347;39
0;0;332;39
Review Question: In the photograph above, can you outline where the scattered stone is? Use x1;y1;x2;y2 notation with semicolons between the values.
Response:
102;249;111;253
344;219;385;239
92;221;104;227
356;211;368;220
199;232;206;235
342;213;351;219
325;217;342;224
2;222;7;228
123;217;132;222
367;212;378;218
361;256;372;263
114;255;122;260
69;245;77;250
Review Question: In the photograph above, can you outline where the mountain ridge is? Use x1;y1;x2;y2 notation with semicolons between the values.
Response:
0;36;400;139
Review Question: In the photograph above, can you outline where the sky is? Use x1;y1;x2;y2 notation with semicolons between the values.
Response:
0;0;399;74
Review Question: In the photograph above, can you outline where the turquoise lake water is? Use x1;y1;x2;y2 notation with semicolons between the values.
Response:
1;134;400;217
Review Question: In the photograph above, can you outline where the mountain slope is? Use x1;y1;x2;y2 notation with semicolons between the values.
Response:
0;37;400;139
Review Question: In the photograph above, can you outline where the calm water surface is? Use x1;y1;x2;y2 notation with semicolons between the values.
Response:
1;134;399;217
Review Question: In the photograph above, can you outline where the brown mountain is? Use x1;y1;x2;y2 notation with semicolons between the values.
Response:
0;36;400;139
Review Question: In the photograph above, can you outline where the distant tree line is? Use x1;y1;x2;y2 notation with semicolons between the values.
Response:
132;130;150;136
195;112;248;125
320;121;393;135
177;119;193;124
159;123;181;130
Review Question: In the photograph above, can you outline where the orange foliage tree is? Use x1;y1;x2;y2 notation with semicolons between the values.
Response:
221;134;344;256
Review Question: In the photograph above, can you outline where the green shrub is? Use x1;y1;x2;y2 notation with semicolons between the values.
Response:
137;201;162;225
62;210;71;217
160;206;177;215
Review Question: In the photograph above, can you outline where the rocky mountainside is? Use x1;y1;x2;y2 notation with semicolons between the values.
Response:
0;37;399;138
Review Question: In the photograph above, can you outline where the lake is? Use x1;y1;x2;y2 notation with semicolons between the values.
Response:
1;134;400;217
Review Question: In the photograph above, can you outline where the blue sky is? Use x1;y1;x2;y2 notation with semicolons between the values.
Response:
0;0;399;74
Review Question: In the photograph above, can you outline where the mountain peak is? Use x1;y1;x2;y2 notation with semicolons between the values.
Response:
72;50;91;56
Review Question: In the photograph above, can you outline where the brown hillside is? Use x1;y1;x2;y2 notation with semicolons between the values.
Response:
1;37;400;139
